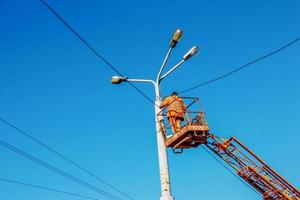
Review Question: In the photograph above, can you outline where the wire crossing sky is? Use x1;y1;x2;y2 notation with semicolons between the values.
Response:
39;0;155;106
0;139;124;200
179;36;300;94
0;117;136;200
0;178;99;200
0;1;299;200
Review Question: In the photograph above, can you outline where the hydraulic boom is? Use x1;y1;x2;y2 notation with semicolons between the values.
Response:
205;134;300;200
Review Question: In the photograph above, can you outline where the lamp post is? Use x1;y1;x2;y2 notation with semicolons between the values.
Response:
111;29;198;200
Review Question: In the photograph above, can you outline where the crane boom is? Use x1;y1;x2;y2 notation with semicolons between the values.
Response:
205;134;300;200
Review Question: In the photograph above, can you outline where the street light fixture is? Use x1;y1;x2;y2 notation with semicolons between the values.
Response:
170;29;183;48
183;46;199;61
111;76;127;84
111;29;198;200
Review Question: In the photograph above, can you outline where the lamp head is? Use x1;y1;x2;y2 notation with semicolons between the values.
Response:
183;46;199;61
111;76;127;84
170;29;183;48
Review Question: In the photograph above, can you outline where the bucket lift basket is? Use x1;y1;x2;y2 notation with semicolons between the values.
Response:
158;97;209;150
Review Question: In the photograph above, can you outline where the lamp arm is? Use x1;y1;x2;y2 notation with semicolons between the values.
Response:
159;59;185;81
156;47;173;84
126;78;156;86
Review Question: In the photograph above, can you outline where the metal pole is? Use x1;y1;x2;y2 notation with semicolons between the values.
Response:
123;79;174;199
154;85;174;200
111;29;196;200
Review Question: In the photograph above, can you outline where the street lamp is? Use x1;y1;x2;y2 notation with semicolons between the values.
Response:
111;76;127;84
183;46;199;60
170;29;183;48
111;29;198;200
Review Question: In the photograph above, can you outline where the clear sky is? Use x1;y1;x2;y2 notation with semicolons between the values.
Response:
1;0;299;200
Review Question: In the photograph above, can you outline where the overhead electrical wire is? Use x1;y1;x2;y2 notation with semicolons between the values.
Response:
0;178;99;200
2;1;147;199
39;0;300;100
0;117;135;200
179;36;300;94
0;139;123;200
39;0;155;106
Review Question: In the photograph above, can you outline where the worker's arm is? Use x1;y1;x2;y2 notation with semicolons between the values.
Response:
160;97;170;108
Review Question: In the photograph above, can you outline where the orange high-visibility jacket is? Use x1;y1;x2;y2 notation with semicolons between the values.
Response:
161;95;186;118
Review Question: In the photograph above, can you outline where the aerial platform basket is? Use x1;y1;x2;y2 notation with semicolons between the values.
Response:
158;97;209;150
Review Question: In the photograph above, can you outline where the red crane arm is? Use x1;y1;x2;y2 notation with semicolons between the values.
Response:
205;134;300;200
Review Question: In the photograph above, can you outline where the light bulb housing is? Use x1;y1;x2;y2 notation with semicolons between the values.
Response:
111;76;127;84
170;29;183;48
183;46;199;61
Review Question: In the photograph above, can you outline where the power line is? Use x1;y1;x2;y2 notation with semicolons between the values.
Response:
0;139;123;200
39;0;156;106
0;117;135;200
38;0;300;100
179;36;300;94
200;145;261;196
4;1;149;198
0;178;99;200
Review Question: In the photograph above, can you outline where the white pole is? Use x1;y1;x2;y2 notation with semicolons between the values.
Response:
155;85;174;200
125;79;175;200
112;29;193;200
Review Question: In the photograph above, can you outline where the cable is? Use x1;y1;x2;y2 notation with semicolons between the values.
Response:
39;0;156;106
0;139;123;200
200;145;261;196
0;178;99;200
179;36;300;94
0;117;135;200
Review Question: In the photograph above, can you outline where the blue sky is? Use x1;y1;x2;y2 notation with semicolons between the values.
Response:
0;0;299;200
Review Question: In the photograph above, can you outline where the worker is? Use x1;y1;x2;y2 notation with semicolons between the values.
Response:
160;92;187;134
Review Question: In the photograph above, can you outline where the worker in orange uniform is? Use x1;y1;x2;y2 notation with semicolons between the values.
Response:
160;92;187;134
